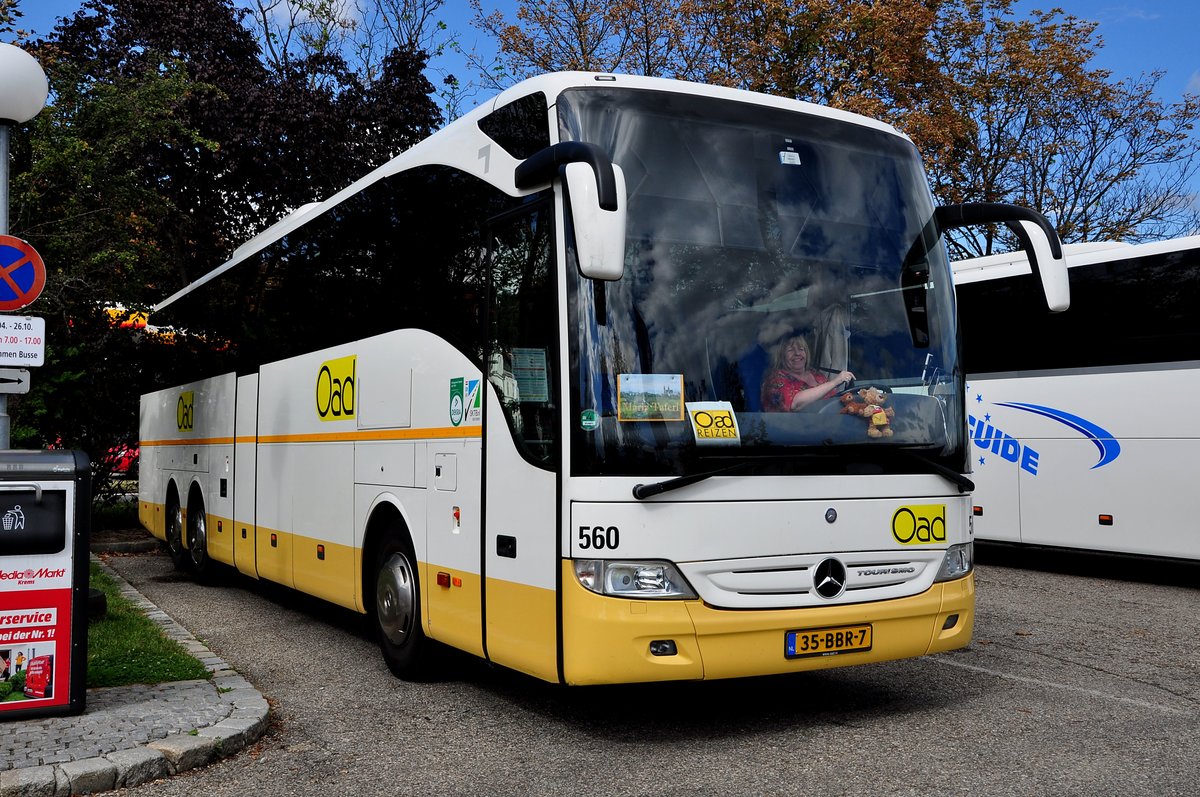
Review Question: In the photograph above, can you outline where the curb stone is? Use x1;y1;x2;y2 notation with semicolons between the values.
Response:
0;557;269;796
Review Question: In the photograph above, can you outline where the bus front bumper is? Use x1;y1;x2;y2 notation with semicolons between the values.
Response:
560;562;974;685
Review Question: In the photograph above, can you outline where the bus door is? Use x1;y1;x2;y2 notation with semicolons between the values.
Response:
424;437;484;657
482;201;561;682
233;373;258;577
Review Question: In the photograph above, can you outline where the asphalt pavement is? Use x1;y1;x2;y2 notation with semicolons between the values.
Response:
3;540;1197;797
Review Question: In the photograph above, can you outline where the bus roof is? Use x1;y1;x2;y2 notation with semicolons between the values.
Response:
951;235;1200;285
154;72;912;315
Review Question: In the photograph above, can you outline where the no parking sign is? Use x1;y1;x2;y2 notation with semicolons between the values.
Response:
0;235;45;312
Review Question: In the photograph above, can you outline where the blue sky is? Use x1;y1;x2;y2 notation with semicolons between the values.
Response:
13;1;1200;105
11;0;1200;219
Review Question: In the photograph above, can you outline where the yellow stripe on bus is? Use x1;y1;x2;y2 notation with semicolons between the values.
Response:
141;425;481;448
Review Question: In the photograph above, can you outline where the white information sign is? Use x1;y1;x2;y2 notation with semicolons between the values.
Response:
0;316;44;367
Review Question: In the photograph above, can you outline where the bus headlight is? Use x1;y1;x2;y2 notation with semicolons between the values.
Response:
935;542;974;582
574;560;698;599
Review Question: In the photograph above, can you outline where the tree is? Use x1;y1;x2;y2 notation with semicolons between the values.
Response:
478;0;1200;250
925;0;1200;253
8;49;220;499
7;0;442;502
0;0;27;37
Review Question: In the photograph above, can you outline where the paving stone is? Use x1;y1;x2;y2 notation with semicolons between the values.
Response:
58;759;116;795
0;764;57;797
147;734;217;774
104;748;170;788
1;558;269;793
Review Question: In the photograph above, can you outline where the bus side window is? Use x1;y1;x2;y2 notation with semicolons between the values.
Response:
487;202;557;467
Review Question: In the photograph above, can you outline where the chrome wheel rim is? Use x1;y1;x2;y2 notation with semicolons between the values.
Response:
168;504;183;555
376;552;415;646
189;510;207;567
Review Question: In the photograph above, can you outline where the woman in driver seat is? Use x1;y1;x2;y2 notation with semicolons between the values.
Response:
761;335;854;412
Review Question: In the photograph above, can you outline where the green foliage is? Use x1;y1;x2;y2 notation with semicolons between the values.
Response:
0;681;11;699
93;499;139;530
8;670;26;694
6;0;442;504
88;561;211;687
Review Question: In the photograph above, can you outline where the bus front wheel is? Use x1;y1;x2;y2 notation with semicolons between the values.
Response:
165;494;189;572
373;536;432;679
186;493;213;578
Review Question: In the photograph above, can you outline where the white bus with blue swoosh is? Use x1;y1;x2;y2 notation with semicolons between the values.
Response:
953;236;1200;562
138;72;1070;685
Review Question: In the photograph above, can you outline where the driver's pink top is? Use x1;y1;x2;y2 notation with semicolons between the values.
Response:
761;370;833;412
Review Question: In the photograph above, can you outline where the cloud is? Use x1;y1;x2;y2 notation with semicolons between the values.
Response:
1188;71;1200;95
1106;6;1162;22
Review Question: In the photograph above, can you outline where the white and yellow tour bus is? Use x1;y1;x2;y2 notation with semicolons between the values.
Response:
954;236;1200;561
138;73;1068;684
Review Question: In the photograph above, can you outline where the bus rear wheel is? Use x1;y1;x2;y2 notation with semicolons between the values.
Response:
373;536;432;679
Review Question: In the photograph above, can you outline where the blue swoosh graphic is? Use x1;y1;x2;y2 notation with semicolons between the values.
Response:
995;402;1120;469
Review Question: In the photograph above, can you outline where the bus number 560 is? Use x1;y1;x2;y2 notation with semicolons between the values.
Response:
578;525;620;550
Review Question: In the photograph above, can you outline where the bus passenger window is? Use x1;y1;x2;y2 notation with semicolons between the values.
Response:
488;202;557;466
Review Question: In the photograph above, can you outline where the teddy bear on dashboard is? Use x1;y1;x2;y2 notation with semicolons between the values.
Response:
839;386;895;438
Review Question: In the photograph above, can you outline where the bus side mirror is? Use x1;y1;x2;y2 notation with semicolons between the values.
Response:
1011;219;1069;312
515;141;627;282
564;161;626;281
935;203;1070;312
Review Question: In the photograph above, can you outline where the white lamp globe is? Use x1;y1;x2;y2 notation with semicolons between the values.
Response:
0;43;48;124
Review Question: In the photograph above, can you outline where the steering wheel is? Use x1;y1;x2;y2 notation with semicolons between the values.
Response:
814;384;858;414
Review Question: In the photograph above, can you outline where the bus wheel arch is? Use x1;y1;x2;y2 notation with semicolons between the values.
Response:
164;481;188;572
362;503;433;680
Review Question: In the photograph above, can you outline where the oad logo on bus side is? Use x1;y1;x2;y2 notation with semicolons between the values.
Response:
891;504;946;545
177;391;194;432
316;355;356;421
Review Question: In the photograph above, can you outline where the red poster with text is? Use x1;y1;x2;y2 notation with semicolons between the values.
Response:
1;570;73;711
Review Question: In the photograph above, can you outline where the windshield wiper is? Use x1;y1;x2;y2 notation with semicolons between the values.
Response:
899;450;974;493
633;450;974;500
632;461;753;500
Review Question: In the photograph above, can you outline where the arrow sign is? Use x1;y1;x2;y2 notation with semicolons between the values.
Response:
0;367;30;394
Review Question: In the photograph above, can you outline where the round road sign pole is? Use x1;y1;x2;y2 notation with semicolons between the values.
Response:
0;45;50;450
0;123;11;448
0;124;8;232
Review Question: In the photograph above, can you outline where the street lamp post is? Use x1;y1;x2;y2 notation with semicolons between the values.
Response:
0;42;49;448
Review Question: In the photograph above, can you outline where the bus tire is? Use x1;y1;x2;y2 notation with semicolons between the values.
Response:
165;489;190;572
186;490;213;579
373;533;432;680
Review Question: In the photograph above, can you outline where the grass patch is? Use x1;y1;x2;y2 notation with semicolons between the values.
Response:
88;561;212;688
93;499;140;531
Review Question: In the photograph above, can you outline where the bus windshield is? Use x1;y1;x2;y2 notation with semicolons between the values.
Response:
560;87;962;476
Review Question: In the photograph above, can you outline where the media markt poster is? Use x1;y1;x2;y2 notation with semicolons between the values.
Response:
1;501;74;713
